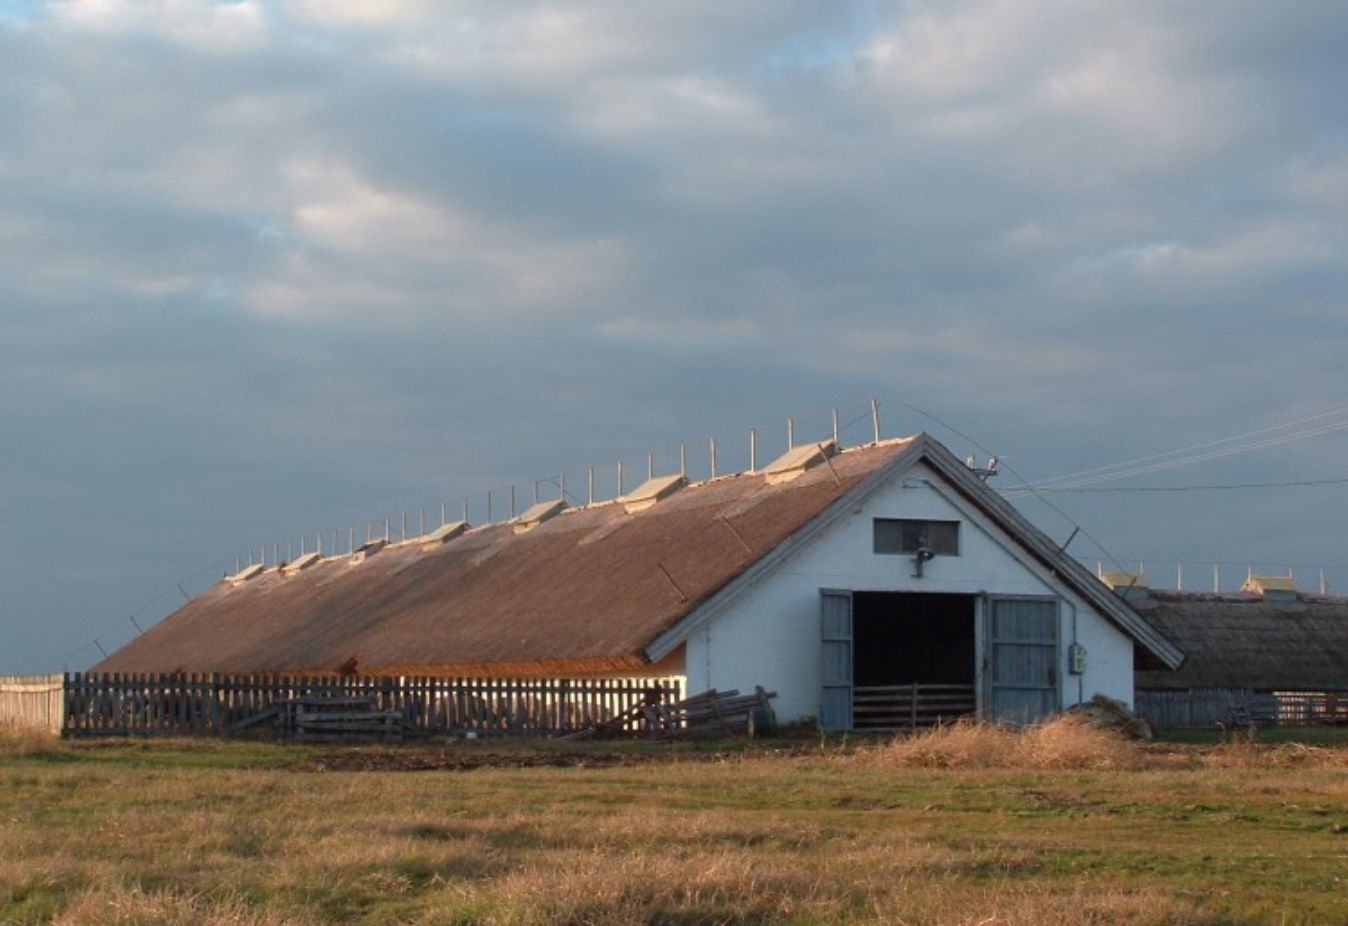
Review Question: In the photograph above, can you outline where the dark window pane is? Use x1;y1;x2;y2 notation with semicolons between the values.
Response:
873;519;960;556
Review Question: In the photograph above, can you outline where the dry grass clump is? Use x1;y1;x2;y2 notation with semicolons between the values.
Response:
874;714;1142;770
0;721;61;757
53;884;315;926
1204;738;1348;770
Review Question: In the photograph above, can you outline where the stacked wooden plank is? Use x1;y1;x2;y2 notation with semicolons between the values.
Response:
670;687;777;736
290;695;408;742
851;683;976;730
564;686;777;739
0;674;64;734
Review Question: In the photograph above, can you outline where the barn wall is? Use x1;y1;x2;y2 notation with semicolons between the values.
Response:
683;461;1134;724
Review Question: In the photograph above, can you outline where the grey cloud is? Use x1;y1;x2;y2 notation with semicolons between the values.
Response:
2;1;1347;671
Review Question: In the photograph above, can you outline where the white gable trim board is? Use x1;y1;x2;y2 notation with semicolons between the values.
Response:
649;437;1168;728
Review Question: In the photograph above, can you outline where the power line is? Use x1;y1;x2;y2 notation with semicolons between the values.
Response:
1029;476;1348;494
1019;411;1348;495
901;401;1130;572
1027;403;1348;490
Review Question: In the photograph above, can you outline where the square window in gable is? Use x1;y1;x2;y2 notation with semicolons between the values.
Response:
874;518;959;556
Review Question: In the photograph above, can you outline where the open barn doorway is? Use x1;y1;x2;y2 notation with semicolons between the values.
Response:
850;592;977;729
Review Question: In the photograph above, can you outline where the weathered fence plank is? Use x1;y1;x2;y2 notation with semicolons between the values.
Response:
850;683;976;730
0;673;65;734
55;672;683;738
1133;688;1348;729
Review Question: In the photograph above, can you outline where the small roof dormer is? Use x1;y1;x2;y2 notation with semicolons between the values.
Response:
1100;570;1149;603
227;563;265;587
1242;574;1299;603
349;538;387;565
620;474;687;514
422;520;468;548
282;551;321;576
514;499;566;533
761;440;837;485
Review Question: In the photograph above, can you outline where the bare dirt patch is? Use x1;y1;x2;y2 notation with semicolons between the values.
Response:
297;743;816;772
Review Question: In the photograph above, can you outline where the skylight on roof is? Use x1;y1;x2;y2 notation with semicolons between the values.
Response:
620;474;686;513
350;538;387;564
762;440;837;485
227;563;265;586
282;551;321;575
514;499;565;533
422;520;468;547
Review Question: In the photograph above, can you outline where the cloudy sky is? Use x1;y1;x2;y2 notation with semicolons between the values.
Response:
2;0;1346;673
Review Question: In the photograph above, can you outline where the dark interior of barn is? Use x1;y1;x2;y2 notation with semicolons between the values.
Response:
851;592;975;686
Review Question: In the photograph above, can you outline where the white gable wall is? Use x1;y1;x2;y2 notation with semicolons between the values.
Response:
681;461;1134;724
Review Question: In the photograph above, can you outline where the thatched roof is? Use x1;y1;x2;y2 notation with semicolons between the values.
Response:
94;433;1182;679
1134;590;1348;691
95;440;916;677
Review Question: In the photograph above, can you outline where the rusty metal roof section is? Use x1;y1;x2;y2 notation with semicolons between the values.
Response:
94;440;914;677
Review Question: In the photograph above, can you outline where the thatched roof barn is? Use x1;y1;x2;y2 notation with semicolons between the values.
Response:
1133;590;1348;692
94;432;1182;726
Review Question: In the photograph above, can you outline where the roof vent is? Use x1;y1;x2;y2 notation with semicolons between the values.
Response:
282;551;321;576
422;520;468;548
620;474;687;513
349;538;387;565
227;563;265;587
1242;574;1298;602
762;440;838;485
1100;570;1149;602
514;499;566;533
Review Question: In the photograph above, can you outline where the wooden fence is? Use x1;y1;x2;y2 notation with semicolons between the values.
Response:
61;672;684;738
1271;690;1348;725
852;683;976;730
0;674;64;734
1133;688;1348;729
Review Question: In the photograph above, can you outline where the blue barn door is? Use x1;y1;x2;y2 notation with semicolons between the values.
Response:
986;598;1059;725
819;589;853;731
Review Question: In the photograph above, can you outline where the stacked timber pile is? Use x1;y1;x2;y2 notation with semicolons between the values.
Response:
291;695;409;742
231;694;411;742
568;686;777;739
671;687;777;736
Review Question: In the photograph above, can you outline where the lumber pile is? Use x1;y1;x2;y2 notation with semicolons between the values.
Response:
230;695;411;742
670;687;776;737
291;695;409;742
566;685;777;739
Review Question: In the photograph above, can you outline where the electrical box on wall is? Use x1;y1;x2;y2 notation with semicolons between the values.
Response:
1068;642;1087;675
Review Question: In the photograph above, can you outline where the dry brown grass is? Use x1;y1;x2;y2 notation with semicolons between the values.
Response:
871;714;1142;771
4;734;1346;924
52;884;315;926
1202;737;1348;770
0;721;61;757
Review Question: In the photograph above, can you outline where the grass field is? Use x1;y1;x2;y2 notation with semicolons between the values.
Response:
2;723;1346;925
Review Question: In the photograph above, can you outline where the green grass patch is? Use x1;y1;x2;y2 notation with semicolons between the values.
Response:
1156;725;1348;745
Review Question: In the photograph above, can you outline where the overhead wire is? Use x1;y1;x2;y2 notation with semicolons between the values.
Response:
900;401;1132;573
1018;406;1348;494
1031;476;1348;494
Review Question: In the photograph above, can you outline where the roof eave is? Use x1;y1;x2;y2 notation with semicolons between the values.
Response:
645;438;923;662
645;432;1185;670
914;435;1185;669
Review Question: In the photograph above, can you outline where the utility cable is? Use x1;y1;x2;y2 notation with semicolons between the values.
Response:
900;401;1131;573
1025;406;1348;491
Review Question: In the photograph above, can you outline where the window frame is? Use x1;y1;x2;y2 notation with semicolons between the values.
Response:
872;518;961;557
